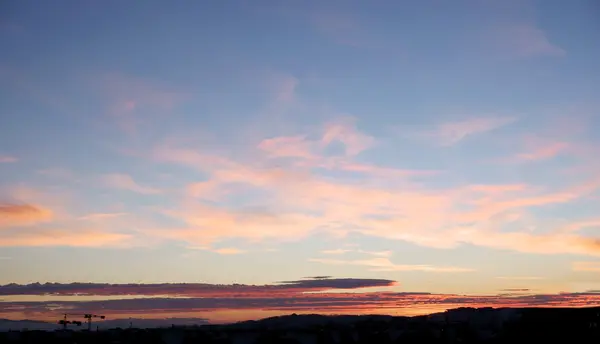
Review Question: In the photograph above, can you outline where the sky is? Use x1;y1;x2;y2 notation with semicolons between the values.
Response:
0;0;600;324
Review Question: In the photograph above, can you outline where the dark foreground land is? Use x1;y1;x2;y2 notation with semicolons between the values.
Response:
2;307;600;343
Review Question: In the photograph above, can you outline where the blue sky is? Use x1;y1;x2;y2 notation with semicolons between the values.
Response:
1;0;600;322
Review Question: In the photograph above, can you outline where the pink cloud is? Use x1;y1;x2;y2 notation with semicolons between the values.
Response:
489;23;565;58
436;117;517;145
403;116;517;146
158;205;322;245
469;184;528;194
77;212;128;221
36;167;73;179
257;117;376;161
94;73;187;134
186;180;225;200
516;137;570;161
309;257;474;273
321;117;375;156
103;174;161;195
149;115;600;256
0;155;17;163
156;144;600;256
272;75;298;103
258;135;315;159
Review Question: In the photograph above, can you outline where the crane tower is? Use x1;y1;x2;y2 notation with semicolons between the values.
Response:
58;313;105;331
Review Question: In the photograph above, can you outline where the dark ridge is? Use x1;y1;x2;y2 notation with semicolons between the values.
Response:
3;306;600;343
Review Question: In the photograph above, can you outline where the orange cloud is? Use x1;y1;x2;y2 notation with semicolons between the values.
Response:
0;204;53;228
572;261;600;272
157;145;600;255
0;228;131;247
212;247;246;255
456;230;600;257
103;174;161;195
150;116;600;256
158;204;322;245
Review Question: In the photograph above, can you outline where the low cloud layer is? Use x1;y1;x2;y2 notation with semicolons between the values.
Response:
0;278;397;297
2;279;600;322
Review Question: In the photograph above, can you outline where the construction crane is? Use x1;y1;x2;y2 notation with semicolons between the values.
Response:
58;314;82;330
59;313;106;331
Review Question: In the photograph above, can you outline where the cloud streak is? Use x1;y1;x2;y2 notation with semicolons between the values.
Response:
572;261;600;272
0;204;53;228
0;228;131;248
2;280;600;322
0;155;17;163
489;24;565;58
0;278;396;297
309;257;474;273
103;174;161;195
148;115;600;257
427;117;517;146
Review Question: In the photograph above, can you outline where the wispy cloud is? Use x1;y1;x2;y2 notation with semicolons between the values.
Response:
0;204;53;228
0;228;131;248
212;247;246;255
150;115;600;257
488;23;565;58
258;135;315;159
321;249;351;255
358;250;393;257
517;142;569;161
496;276;544;280
103;174;161;195
95;73;187;135
78;212;128;221
0;155;17;163
36;167;73;179
423;117;517;146
3;281;600;322
0;278;396;297
321;117;375;156
572;261;600;272
309;257;474;273
320;248;392;257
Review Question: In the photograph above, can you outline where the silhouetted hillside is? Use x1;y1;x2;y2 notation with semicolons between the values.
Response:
2;307;600;343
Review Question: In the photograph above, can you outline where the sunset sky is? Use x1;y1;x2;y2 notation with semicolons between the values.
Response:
1;0;600;323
